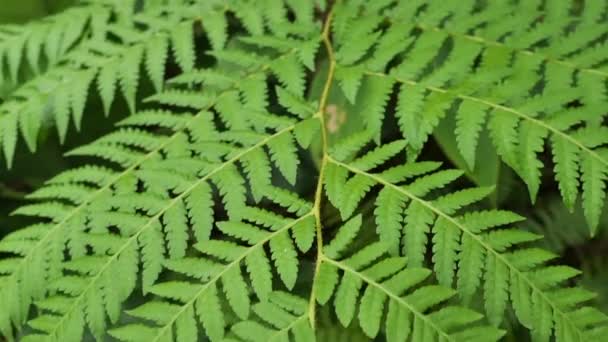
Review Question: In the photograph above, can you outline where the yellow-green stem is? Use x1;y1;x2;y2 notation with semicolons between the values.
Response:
307;5;336;328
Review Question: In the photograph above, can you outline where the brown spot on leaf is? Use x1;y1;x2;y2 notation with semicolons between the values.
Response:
326;104;346;133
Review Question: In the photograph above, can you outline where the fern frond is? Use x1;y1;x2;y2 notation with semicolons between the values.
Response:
316;237;504;341
325;137;608;340
0;4;107;85
0;17;320;339
0;7;189;165
329;0;608;232
15;115;312;340
228;292;314;342
0;0;283;168
110;212;314;342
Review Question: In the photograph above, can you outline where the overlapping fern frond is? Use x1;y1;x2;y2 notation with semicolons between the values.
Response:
324;136;607;341
0;0;607;341
328;0;608;233
108;210;316;341
315;226;504;341
0;0;300;167
0;4;104;87
0;0;150;98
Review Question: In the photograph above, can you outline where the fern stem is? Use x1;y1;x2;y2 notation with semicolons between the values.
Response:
308;4;337;329
365;70;608;169
328;157;586;340
320;255;455;341
267;311;310;341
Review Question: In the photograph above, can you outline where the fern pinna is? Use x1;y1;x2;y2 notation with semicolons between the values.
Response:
0;0;607;341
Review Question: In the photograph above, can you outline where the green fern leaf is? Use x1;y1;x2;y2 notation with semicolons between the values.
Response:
270;231;299;290
144;35;168;93
323;214;362;259
271;54;306;97
52;86;71;143
374;187;406;256
70;70;95;131
196;282;225;341
19;97;44;153
118;45;143;114
140;222;165;294
97;62;118;116
432;218;461;287
357;76;393;142
245;248;273;301
293;118;321;149
162;201;189;259
335;65;365;104
276;86;316;119
241;149;272;202
403;201;434;267
349;139;407;172
517;121;549;203
581;157;607;235
223;265;251;320
204;11;228;51
455;100;488;170
267;132;300;185
170;23;195;73
292;215;316;253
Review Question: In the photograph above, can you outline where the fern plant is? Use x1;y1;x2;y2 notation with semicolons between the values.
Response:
1;0;607;341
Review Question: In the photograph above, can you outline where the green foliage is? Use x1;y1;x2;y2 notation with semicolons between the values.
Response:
1;0;608;341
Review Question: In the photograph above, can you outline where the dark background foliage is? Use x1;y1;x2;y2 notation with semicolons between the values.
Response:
0;0;75;23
